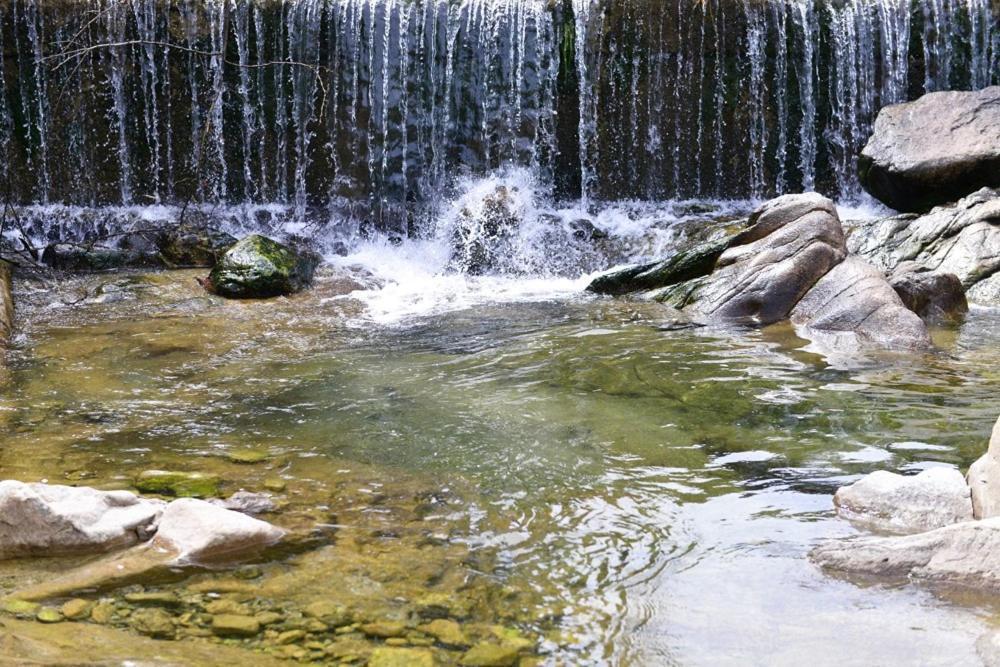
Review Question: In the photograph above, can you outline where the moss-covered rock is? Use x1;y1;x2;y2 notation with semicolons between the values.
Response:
206;235;319;299
135;470;221;498
586;236;730;296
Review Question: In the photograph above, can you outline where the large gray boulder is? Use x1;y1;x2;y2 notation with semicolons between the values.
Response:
660;193;847;325
789;257;932;349
847;188;1000;304
967;417;1000;519
811;518;1000;591
859;87;1000;212
833;468;972;534
0;481;164;559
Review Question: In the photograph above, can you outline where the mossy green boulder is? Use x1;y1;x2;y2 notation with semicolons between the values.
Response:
207;234;319;299
135;470;221;498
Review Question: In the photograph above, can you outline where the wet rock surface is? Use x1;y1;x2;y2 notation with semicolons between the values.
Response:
833;468;972;534
207;234;320;299
859;87;1000;212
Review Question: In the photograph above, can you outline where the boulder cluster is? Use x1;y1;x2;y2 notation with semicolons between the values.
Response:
588;86;1000;354
588;193;936;351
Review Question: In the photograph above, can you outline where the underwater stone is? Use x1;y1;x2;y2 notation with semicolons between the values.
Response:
124;591;182;608
135;470;221;498
460;642;522;667
211;613;261;637
368;647;436;667
35;607;64;623
207;234;319;299
130;608;176;639
419;618;470;648
360;621;408;638
2;599;40;617
59;598;92;620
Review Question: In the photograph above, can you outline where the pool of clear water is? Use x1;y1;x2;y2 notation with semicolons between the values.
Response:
1;257;999;664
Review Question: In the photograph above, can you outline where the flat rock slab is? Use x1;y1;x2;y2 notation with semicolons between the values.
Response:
859;86;1000;212
833;468;972;534
811;518;1000;591
0;481;164;559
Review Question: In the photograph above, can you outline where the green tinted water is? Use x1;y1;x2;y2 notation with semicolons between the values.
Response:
1;269;999;665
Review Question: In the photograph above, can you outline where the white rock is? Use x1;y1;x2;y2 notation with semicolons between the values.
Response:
967;416;1000;519
811;518;1000;591
152;498;284;564
0;481;164;559
833;468;972;534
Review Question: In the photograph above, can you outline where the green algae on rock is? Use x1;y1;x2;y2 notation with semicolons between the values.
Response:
207;235;319;299
135;470;221;498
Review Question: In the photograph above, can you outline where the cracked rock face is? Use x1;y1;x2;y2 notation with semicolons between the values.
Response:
848;188;1000;305
859;87;1000;212
0;481;164;559
832;468;972;535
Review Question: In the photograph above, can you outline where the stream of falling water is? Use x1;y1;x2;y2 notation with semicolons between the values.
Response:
0;0;994;225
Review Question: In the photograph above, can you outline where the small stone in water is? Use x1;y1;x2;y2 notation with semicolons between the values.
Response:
124;591;182;607
263;477;287;492
135;470;221;498
227;449;269;464
419;618;470;647
304;600;352;626
361;621;408;638
204;599;251;616
255;611;282;626
90;601;115;624
60;598;92;620
2;599;40;617
368;647;435;667
35;607;63;623
211;613;261;637
130;608;176;639
460;642;522;667
234;565;262;580
276;629;306;645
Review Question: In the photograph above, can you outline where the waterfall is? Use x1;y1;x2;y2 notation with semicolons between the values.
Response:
0;0;995;228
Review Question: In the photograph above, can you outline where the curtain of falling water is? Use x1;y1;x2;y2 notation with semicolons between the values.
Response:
0;0;996;228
